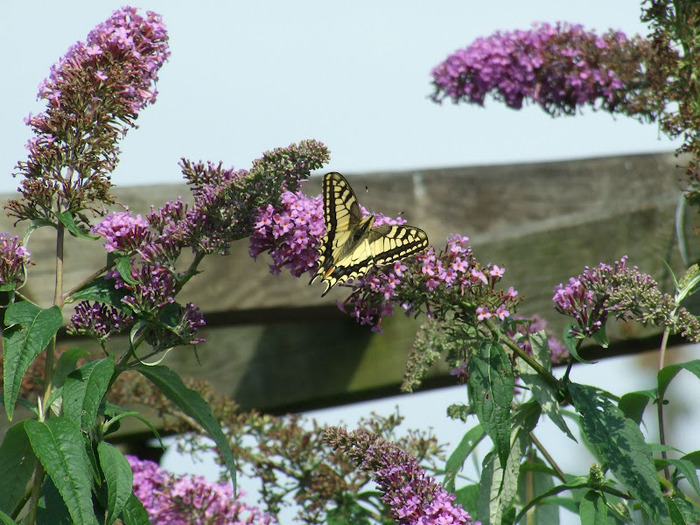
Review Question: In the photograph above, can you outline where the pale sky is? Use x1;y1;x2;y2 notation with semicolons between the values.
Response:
1;1;679;195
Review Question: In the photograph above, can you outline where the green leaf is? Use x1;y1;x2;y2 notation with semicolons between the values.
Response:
682;450;700;468
134;364;237;490
119;493;151;525
37;476;73;525
0;510;17;525
62;356;114;430
562;323;595;364
517;455;558;525
444;424;486;493
25;417;97;525
658;359;700;399
70;276;129;309
569;383;670;524
618;389;656;426
2;303;63;420
666;458;700;497
579;490;607;525
517;331;576;441
0;421;36;514
326;497;372;525
100;403;163;446
477;428;527;525
97;442;133;525
52;348;90;388
667;493;700;524
591;325;609;349
115;256;139;286
453;484;479;517
56;210;98;240
468;341;514;467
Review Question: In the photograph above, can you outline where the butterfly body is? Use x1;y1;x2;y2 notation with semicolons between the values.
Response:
310;172;428;296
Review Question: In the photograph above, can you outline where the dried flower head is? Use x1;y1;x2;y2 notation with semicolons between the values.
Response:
0;234;31;290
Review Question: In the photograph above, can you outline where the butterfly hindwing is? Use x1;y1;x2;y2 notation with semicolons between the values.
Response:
311;172;428;296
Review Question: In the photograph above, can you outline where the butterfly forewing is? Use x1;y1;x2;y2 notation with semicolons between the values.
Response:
311;172;428;296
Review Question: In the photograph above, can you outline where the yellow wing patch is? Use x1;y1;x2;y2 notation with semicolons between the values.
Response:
310;172;428;296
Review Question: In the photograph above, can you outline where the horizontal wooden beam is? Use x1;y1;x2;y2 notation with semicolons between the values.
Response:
0;152;690;422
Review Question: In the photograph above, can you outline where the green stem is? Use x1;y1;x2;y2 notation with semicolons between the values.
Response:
530;431;567;482
27;220;66;524
486;318;560;391
62;261;115;303
657;327;672;482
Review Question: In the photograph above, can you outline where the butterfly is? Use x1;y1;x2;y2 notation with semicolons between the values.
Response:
310;172;429;296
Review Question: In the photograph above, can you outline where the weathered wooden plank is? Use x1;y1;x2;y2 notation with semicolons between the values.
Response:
0;152;690;419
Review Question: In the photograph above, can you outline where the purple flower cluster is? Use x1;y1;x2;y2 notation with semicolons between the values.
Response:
93;212;151;253
249;191;325;276
9;6;170;224
325;427;478;525
553;256;700;342
249;189;519;332
40;6;170;114
431;22;637;116
0;234;31;290
180;140;330;256
67;301;132;341
341;234;519;332
553;271;608;338
73;141;329;349
127;455;275;524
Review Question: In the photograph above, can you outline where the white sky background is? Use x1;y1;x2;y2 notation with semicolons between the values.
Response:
0;1;680;194
2;2;695;523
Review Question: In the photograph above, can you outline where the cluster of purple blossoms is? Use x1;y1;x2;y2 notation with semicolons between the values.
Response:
325;427;478;525
67;301;132;341
431;22;650;117
8;6;170;224
249;191;325;276
340;234;519;332
75;141;329;349
0;234;31;290
249;188;404;279
553;271;607;338
127;455;275;524
249;188;520;332
92;212;151;253
553;256;700;342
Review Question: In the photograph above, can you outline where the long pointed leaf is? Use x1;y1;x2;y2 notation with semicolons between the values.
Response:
468;341;514;467
119;493;151;525
444;424;486;493
97;442;132;525
134;364;237;490
2;303;62;420
658;359;700;399
477;427;527;525
0;421;35;514
62;356;114;429
25;417;97;525
517;331;575;441
569;383;670;524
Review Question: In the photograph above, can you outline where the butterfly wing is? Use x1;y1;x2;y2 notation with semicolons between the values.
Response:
311;172;428;296
367;224;429;266
310;172;363;294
